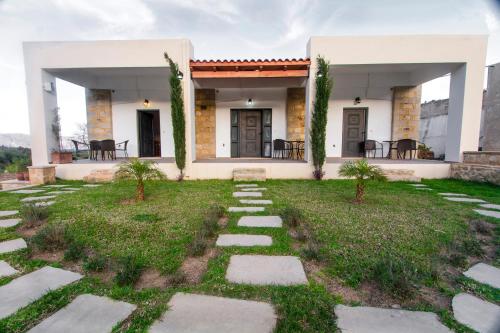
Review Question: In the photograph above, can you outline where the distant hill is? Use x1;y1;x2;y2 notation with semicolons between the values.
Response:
0;133;31;148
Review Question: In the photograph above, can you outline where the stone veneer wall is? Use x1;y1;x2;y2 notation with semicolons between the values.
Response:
451;151;500;185
286;88;306;141
85;89;113;140
391;86;422;141
195;89;216;159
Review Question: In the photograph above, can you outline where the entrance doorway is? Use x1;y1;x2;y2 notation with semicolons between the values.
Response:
137;110;161;157
342;108;367;157
230;109;272;158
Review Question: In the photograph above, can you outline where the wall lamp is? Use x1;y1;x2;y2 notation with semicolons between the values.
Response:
354;97;361;105
247;98;254;106
143;99;151;107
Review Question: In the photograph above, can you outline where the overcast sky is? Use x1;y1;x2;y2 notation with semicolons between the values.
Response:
1;0;499;135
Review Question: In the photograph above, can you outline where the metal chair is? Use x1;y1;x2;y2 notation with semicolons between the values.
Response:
115;140;129;158
273;139;293;159
363;140;384;158
296;141;305;160
89;140;101;160
397;139;417;159
100;139;116;160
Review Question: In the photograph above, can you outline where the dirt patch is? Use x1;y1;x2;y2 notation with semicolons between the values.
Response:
135;268;168;290
416;286;450;309
180;248;219;284
218;216;229;228
16;219;46;238
31;250;65;262
120;198;137;205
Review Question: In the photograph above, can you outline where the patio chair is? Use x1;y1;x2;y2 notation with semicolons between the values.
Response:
115;140;129;158
89;140;101;160
397;139;417;159
100;139;116;160
273;139;293;159
296;141;305;160
71;140;89;159
363;140;384;158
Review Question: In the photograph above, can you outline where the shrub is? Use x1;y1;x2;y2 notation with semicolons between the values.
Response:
338;159;387;203
302;237;323;261
462;238;484;257
115;158;166;201
114;255;144;286
281;207;304;228
83;255;107;272
448;253;468;268
30;224;68;251
372;255;417;298
167;271;186;286
20;203;49;226
471;220;492;235
187;232;208;257
64;241;86;261
209;204;225;218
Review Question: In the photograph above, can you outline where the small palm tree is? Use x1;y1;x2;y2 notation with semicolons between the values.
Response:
338;159;387;203
115;159;166;201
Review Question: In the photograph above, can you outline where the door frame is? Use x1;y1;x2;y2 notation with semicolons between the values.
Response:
230;108;272;158
341;107;368;157
137;109;161;157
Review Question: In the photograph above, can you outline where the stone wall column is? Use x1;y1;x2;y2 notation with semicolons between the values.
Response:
85;89;113;140
391;86;422;157
195;89;216;159
286;88;306;141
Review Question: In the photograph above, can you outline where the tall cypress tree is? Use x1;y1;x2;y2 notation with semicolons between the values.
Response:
310;56;333;180
164;53;186;179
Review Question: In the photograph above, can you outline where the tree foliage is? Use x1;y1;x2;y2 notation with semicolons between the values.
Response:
338;159;387;203
115;158;166;201
164;53;186;179
310;56;333;179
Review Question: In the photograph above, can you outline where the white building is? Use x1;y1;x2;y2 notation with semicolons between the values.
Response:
23;35;487;180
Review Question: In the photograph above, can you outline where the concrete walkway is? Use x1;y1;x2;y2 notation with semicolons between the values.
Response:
238;216;283;228
216;234;272;247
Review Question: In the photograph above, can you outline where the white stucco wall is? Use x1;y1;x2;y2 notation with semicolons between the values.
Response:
214;88;287;157
326;99;392;157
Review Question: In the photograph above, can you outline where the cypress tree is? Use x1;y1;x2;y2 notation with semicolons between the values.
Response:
164;53;186;179
310;56;333;180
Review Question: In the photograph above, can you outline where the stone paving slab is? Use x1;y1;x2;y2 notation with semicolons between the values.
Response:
226;255;308;286
0;210;18;217
228;207;265;213
62;187;81;191
0;238;27;254
416;188;433;190
409;184;427;187
473;209;500;219
149;292;276;333
0;218;21;228
82;184;102;187
480;203;500;210
444;197;486;203
464;263;500;289
11;189;45;194
0;266;83;319
233;192;262;197
241;188;267;191
21;195;57;202
0;261;18;278
235;184;259;188
438;193;468;196
452;293;500;333
238;216;283;228
239;199;273;205
334;305;452;333
216;234;272;247
48;191;75;195
28;294;136;333
43;185;70;188
33;201;56;207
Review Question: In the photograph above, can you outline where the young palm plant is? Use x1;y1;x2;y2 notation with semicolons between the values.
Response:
115;158;166;201
338;159;387;203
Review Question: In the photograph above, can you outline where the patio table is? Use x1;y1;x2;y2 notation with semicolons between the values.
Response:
383;140;398;159
287;140;305;160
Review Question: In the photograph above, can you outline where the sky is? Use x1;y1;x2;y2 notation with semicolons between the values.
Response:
0;0;499;136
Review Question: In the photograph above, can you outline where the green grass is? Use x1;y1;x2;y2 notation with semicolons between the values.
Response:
0;178;498;331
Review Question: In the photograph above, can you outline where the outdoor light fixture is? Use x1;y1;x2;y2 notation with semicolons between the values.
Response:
317;70;323;78
247;98;253;106
354;97;361;105
143;99;151;107
177;71;184;80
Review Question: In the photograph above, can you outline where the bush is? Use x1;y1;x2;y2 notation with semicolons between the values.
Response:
209;204;225;218
471;220;492;235
462;238;484;257
30;224;68;251
114;255;144;286
83;255;107;272
64;241;86;261
20;204;49;226
302;238;323;261
449;253;468;268
372;255;417;298
167;271;186;286
187;232;208;257
281;207;304;228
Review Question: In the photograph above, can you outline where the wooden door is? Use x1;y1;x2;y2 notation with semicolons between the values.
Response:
138;111;155;157
240;111;262;157
342;108;367;157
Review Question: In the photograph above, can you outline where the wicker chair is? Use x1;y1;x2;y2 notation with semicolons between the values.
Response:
363;140;384;158
100;139;116;160
397;139;417;159
273;139;293;159
89;140;101;160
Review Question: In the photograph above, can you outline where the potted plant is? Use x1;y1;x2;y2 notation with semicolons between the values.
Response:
417;144;434;160
50;107;73;164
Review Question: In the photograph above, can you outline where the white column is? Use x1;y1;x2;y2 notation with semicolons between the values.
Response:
25;68;59;165
445;62;485;162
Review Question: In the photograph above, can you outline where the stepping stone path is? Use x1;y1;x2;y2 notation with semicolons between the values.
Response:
28;294;136;333
335;305;452;333
474;209;500;219
216;234;272;247
480;203;500;210
452;293;500;333
0;218;21;228
21;195;57;203
228;207;265;212
239;199;273;205
416;188;433;190
463;263;500;289
48;191;75;195
82;184;102;187
62;187;81;191
238;216;283;228
0;210;18;217
444;197;486;203
0;266;82;319
226;255;308;286
0;238;27;254
44;185;70;188
235;184;258;188
438;193;468;196
409;184;427;187
11;189;45;194
0;261;18;278
34;201;56;207
233;191;262;197
150;292;276;333
242;187;267;191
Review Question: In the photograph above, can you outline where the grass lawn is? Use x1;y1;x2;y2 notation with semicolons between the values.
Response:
0;178;498;332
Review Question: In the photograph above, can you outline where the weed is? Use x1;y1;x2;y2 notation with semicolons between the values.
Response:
63;241;86;261
20;204;48;227
114;255;144;286
30;224;68;251
462;238;484;257
281;207;304;228
187;232;207;257
302;238;323;261
471;220;492;235
83;255;107;272
167;271;186;286
208;204;225;218
448;253;468;268
372;255;417;299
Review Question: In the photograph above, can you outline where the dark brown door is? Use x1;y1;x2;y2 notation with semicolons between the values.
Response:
342;108;366;157
240;111;262;157
138;110;161;157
